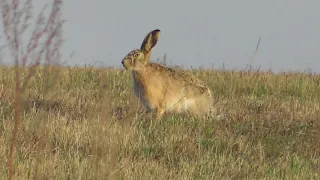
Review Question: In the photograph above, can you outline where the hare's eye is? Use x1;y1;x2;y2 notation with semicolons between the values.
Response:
133;53;140;58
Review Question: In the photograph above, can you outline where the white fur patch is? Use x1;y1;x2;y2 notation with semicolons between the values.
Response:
184;98;195;110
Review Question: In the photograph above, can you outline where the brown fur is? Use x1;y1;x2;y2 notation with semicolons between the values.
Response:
121;29;213;119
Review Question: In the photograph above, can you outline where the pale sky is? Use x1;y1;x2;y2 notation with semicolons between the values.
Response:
2;0;320;72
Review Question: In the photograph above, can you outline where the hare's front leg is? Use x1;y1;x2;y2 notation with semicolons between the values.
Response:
155;109;164;120
155;103;166;120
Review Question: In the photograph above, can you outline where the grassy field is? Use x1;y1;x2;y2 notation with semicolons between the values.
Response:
0;66;320;179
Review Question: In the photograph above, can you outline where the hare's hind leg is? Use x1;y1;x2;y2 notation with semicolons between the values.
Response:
187;95;213;117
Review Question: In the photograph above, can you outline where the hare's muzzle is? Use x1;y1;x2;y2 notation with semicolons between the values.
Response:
121;58;130;69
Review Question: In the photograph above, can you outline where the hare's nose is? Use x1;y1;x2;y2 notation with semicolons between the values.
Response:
121;58;126;65
122;58;129;66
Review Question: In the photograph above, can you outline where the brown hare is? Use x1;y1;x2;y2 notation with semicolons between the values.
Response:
121;29;213;119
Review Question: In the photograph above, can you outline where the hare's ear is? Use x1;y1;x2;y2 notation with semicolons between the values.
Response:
140;29;160;53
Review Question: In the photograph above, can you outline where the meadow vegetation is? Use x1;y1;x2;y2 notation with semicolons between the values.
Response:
1;66;320;179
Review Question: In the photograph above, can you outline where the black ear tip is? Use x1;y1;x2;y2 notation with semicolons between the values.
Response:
153;29;160;33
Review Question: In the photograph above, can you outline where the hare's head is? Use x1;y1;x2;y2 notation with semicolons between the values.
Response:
122;29;160;70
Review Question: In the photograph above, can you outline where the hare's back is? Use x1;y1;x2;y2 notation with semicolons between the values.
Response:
146;63;211;96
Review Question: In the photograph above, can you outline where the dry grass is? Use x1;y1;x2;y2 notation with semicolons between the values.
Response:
1;66;320;179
